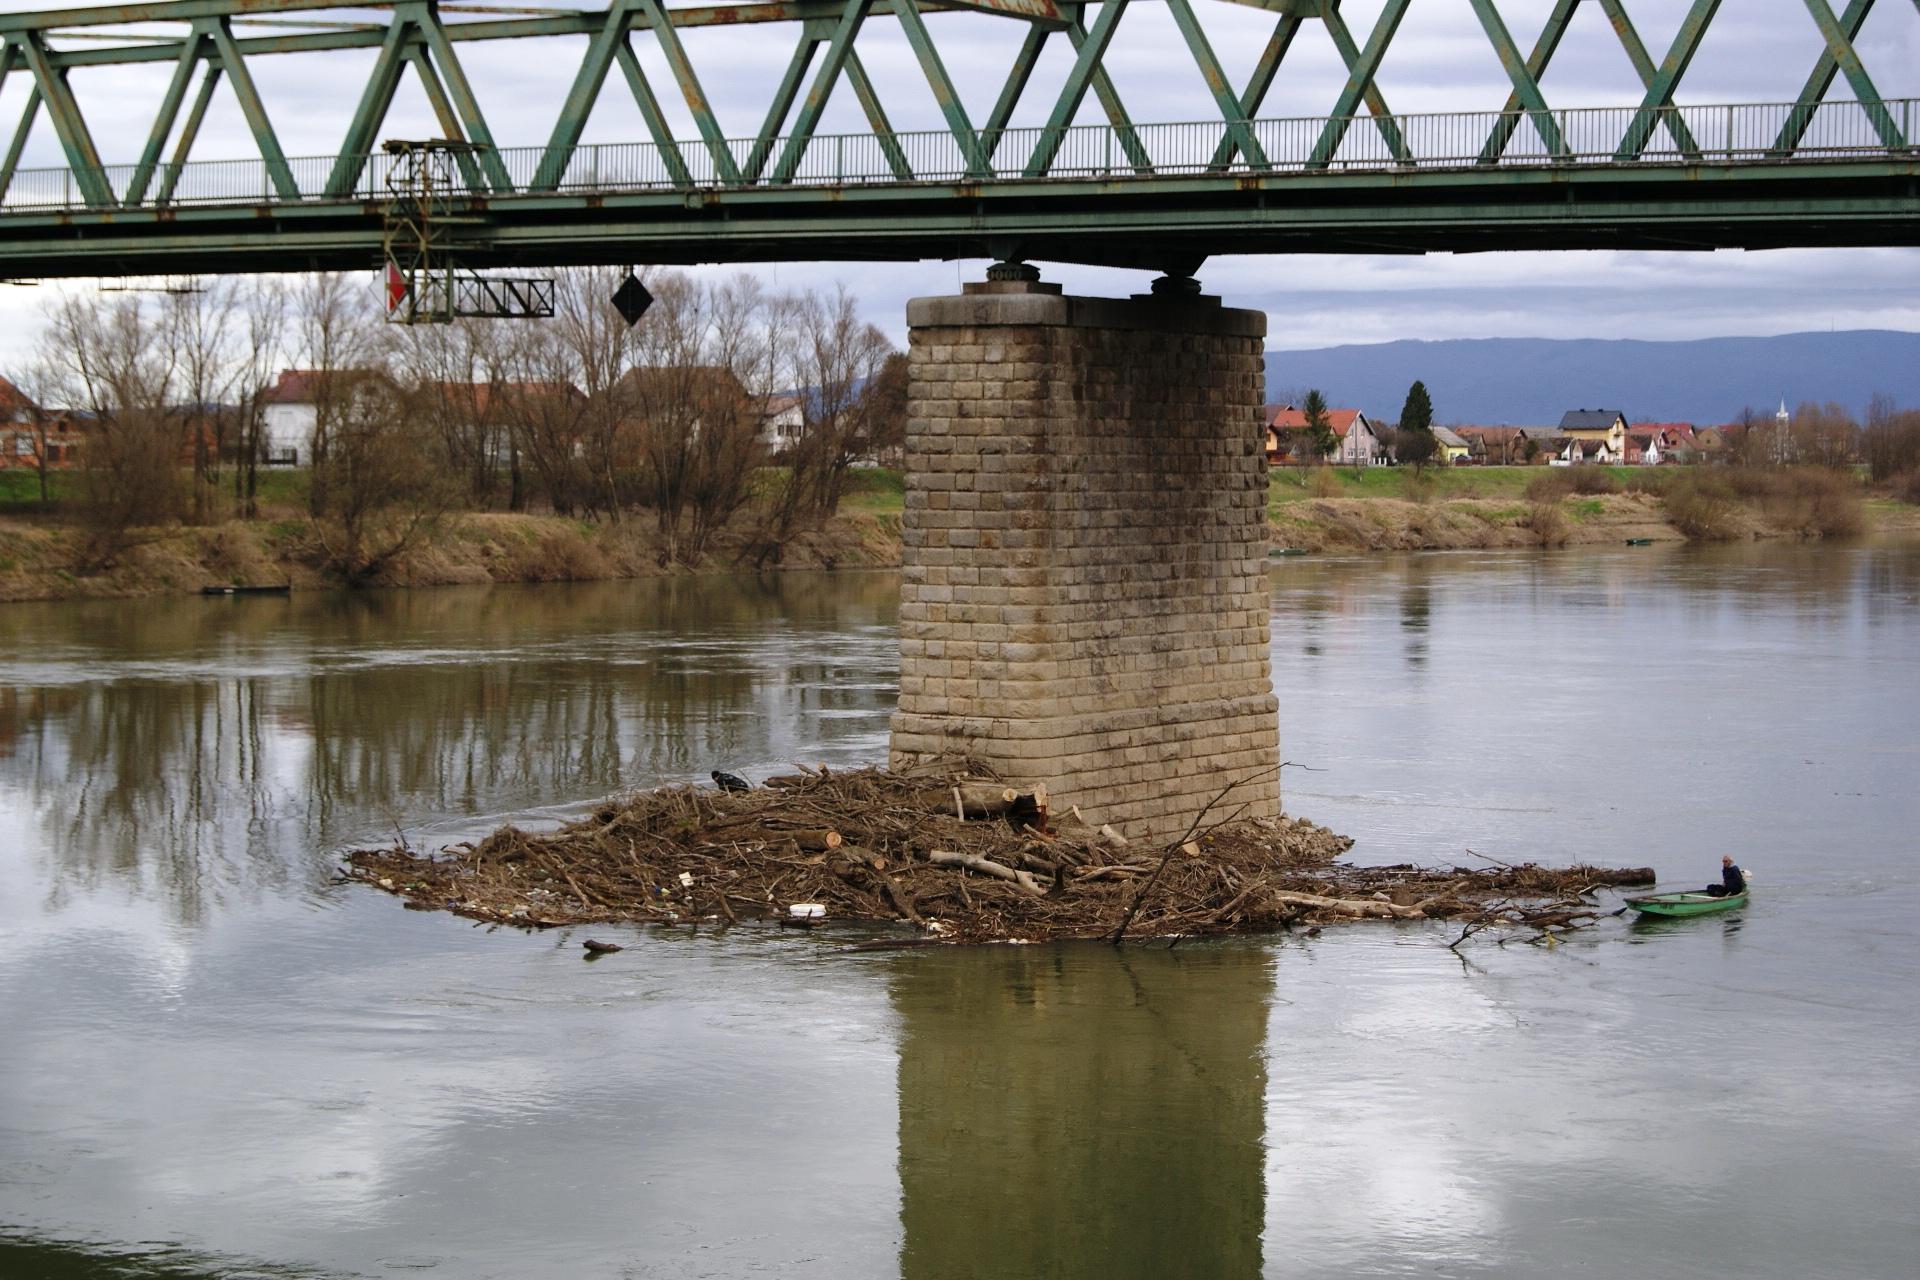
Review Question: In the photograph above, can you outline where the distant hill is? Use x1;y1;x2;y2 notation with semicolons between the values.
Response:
1264;331;1920;427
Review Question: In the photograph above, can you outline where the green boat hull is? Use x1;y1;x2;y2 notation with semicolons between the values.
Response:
1625;890;1749;917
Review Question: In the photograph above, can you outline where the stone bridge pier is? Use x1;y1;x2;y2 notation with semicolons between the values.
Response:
888;275;1280;841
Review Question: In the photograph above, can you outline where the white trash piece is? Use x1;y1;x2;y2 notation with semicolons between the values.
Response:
788;903;826;920
677;871;695;888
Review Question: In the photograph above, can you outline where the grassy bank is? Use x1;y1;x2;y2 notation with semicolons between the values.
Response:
1265;464;1920;553
3;465;1914;602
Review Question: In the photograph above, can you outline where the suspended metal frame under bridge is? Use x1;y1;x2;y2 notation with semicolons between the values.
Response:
0;0;1918;279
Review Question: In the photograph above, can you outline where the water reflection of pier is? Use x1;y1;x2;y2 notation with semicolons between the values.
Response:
892;945;1271;1278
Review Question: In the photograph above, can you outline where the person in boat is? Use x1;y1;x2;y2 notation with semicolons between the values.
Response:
1704;855;1746;897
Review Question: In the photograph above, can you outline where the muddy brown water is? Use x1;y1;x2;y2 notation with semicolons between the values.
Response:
2;542;1916;1278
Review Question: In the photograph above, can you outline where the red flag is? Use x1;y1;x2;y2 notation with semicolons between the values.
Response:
384;261;409;315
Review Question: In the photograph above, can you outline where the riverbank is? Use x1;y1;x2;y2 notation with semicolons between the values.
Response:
0;507;904;603
4;466;1915;602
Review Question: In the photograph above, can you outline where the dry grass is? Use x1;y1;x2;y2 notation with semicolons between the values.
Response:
1306;467;1344;499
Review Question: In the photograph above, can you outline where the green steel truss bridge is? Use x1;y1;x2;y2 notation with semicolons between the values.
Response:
1;0;1918;279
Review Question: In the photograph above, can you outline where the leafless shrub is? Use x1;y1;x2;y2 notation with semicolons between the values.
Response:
1863;393;1920;482
308;370;455;583
1523;501;1568;547
1663;472;1740;541
1524;470;1572;502
36;290;190;570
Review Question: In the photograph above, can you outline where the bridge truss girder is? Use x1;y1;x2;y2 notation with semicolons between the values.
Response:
5;156;1917;281
0;0;1916;211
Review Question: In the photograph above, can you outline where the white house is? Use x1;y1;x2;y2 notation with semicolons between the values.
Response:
759;393;805;453
260;369;324;465
1267;404;1387;465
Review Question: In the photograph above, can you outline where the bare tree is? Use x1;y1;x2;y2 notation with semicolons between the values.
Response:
757;286;892;562
307;369;453;583
231;277;289;518
1863;392;1920;482
546;266;639;520
624;270;775;562
496;320;594;515
36;288;187;569
393;316;507;507
292;272;384;517
1790;401;1859;469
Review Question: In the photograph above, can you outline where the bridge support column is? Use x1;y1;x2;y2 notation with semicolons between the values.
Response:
889;279;1279;840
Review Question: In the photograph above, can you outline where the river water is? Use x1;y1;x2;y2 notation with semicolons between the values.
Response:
1;543;1915;1279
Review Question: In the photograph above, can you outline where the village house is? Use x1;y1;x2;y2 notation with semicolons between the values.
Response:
0;377;82;471
759;393;806;454
1555;437;1616;466
1627;421;1695;465
1558;409;1628;459
1431;426;1471;465
260;369;326;465
1265;404;1386;466
1453;426;1560;466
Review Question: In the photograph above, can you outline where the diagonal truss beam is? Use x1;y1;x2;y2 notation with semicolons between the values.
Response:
1164;0;1267;170
1478;0;1575;163
613;37;695;186
10;31;112;206
1773;0;1872;154
327;18;408;196
1207;12;1303;169
204;17;299;198
406;47;488;191
156;59;222;204
743;28;823;182
980;20;1050;165
126;29;209;205
1595;0;1705;158
894;0;984;176
1614;0;1720;161
1799;0;1906;148
1027;0;1131;177
636;0;741;184
1468;0;1568;161
844;47;914;178
772;0;870;184
1063;6;1153;174
1309;0;1413;170
411;2;513;192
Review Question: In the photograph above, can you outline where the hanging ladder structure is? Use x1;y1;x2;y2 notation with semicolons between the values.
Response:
380;139;553;323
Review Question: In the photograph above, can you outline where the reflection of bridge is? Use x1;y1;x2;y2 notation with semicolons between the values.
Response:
2;0;1919;276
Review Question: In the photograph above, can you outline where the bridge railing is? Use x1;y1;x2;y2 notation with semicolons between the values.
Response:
3;98;1914;213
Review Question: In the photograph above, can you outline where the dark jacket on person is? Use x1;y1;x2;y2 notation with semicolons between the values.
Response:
1721;863;1746;894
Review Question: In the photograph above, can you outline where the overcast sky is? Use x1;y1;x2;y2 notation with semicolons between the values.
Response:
2;0;1918;363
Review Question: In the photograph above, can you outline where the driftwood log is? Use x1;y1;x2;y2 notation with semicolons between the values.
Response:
928;849;1046;897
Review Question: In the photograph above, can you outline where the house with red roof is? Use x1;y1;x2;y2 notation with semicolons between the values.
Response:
1627;421;1695;464
260;369;331;465
1265;403;1385;466
0;376;83;472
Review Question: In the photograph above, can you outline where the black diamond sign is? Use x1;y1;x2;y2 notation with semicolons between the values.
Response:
611;272;653;327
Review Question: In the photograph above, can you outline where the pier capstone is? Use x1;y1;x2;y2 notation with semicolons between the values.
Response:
889;280;1280;840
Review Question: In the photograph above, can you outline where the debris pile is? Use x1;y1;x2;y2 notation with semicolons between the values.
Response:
345;762;1653;945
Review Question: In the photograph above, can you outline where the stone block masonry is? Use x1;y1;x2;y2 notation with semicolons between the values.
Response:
889;280;1280;841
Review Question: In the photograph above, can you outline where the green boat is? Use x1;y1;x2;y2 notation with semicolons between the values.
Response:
1624;537;1655;546
1269;547;1310;557
1624;889;1749;917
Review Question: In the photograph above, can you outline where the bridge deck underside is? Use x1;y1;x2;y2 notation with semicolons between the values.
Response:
2;159;1915;278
